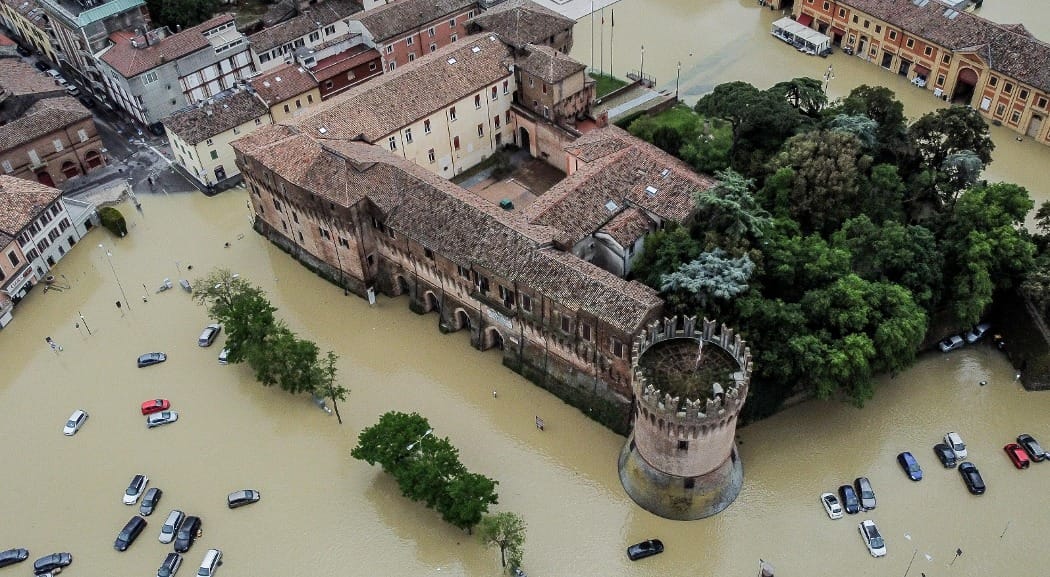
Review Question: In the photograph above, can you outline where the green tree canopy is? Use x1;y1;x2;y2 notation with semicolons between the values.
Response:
910;106;995;171
146;0;218;30
756;220;852;302
768;77;827;116
691;168;770;253
194;269;278;365
478;512;527;573
630;223;702;289
660;249;755;315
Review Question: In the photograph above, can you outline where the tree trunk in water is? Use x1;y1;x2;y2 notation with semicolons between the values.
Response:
330;394;343;424
500;546;507;568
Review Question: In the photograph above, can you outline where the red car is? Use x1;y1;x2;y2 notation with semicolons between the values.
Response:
1004;443;1031;469
141;399;171;415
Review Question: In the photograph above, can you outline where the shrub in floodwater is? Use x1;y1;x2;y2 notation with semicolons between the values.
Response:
99;206;127;237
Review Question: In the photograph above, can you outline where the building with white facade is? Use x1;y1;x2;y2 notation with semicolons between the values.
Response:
247;0;360;73
95;13;253;126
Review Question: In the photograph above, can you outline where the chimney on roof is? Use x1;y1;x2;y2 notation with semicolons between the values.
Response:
175;24;181;33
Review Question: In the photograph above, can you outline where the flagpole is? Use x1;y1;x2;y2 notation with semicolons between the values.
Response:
610;8;614;78
590;0;594;73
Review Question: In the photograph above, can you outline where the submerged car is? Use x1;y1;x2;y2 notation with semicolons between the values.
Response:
964;322;992;344
934;443;958;468
820;492;843;519
1004;443;1031;469
158;509;185;544
959;462;986;495
198;324;221;347
157;552;182;577
63;409;88;436
137;352;167;367
123;474;149;505
141;399;171;415
140;487;163;516
227;489;260;509
147;411;179;429
897;451;923;481
114;515;147;551
174;516;201;553
1017;434;1046;462
938;335;965;352
944;432;968;459
838;484;860;514
197;548;222;577
0;548;29;568
854;477;876;511
858;519;886;557
32;553;72;574
218;348;229;365
626;539;664;561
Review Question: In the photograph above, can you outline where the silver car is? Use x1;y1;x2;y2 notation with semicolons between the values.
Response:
147;411;179;429
198;324;221;347
158;509;185;544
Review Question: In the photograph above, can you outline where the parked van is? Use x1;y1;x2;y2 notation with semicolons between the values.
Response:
114;515;147;551
197;548;222;576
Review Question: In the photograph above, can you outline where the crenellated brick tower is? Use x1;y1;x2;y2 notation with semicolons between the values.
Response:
618;316;752;520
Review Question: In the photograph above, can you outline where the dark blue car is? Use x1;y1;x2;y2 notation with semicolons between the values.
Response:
897;451;923;481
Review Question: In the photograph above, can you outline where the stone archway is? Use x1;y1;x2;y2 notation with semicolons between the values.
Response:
454;308;472;331
422;290;440;313
61;160;79;179
482;326;504;351
394;275;410;296
952;67;979;104
519;127;531;154
36;171;54;187
85;149;103;169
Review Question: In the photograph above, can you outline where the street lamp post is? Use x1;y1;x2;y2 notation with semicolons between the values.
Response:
822;64;835;94
406;428;434;452
99;243;131;311
675;61;682;100
79;311;92;335
639;45;645;85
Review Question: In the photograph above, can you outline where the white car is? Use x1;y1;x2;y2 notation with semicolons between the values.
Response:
944;432;968;459
147;411;179;428
198;323;221;347
820;492;843;519
938;335;965;352
858;519;886;557
123;474;149;505
965;322;992;344
197;548;222;576
63;409;88;436
158;509;185;544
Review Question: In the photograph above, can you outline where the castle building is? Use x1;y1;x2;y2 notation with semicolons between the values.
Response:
793;0;1050;145
618;317;751;519
352;0;478;72
232;125;665;429
465;0;576;55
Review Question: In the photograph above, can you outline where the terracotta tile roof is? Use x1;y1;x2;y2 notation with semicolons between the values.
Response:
0;33;15;46
0;59;66;96
599;206;653;248
98;14;236;78
517;43;585;83
0;96;91;151
356;0;476;42
524;125;718;245
521;249;661;333
0;174;60;236
838;0;1050;92
248;63;318;105
310;45;380;79
466;0;573;49
234;128;660;330
163;90;268;144
294;36;512;142
249;0;360;52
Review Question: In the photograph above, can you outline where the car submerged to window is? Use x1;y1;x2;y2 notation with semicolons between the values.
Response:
227;489;260;509
123;474;149;505
137;352;167;367
938;334;965;352
140;487;163;516
174;516;201;553
959;462;986;495
157;552;182;577
114;515;147;551
0;548;29;568
141;399;171;415
965;322;992;344
147;411;179;428
1017;434;1046;461
158;509;185;544
33;552;72;574
934;443;958;468
944;432;967;459
897;451;923;481
198;324;221;347
858;519;886;557
626;539;663;561
820;492;843;519
854;477;876;511
63;409;88;436
1004;443;1031;469
838;484;860;514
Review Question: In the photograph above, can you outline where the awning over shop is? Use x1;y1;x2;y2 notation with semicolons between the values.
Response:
771;17;831;55
831;26;846;37
797;13;813;27
914;64;931;76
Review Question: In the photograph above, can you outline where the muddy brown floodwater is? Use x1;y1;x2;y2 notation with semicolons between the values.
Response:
571;0;1050;221
2;184;1048;577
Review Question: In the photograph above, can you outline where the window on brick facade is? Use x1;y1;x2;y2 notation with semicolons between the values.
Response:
852;15;858;23
430;43;437;53
457;265;470;279
450;33;457;42
505;111;511;124
863;19;869;28
989;76;999;87
427;148;435;163
468;10;474;17
1019;89;1029;101
924;46;932;56
453;136;460;150
448;17;455;27
942;54;951;64
503;80;509;94
936;74;945;86
905;38;914;48
292;212;299;224
386;45;393;53
838;7;845;16
491;86;497;100
888;30;896;40
610;338;624;358
822;1;829;9
449;106;457;120
388;62;396;71
318;226;330;239
995;103;1006;116
1004;82;1014;94
324;80;333;89
428;26;435;37
8;251;19;266
408;53;415;61
274;199;283;212
475;94;481;109
78;129;88;142
521;293;532;311
581;323;592;341
1038;96;1048;109
388;136;397;150
369;62;377;71
406;36;413;46
560;315;570;332
1010;110;1021;124
339;237;349;248
494;115;500;128
424;247;434;259
477;123;483;137
875;25;881;33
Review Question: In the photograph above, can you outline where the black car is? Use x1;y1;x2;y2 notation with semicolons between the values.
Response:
626;539;664;561
157;552;182;577
137;352;167;368
140;487;163;516
174;515;201;553
0;548;28;568
115;515;147;551
838;484;860;514
33;61;49;72
32;552;72;574
16;45;31;57
227;489;261;509
897;451;923;481
853;477;876;511
1017;434;1046;462
934;443;958;468
958;462;986;495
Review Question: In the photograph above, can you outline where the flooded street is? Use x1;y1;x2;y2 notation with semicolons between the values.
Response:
2;190;1049;576
571;0;1050;213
